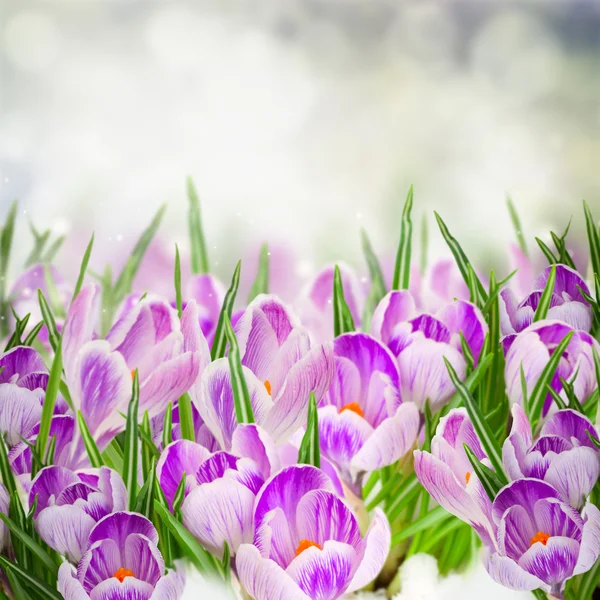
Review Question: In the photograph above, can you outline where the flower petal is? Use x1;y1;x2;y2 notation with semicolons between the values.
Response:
492;479;560;525
437;300;487;362
89;578;154;600
123;533;164;586
149;570;185;600
370;291;416;344
58;562;89;600
541;409;599;449
484;551;548;592
0;346;45;383
79;538;121;591
29;465;79;513
231;424;279;481
574;502;600;576
87;512;159;549
518;536;579;587
0;384;43;446
63;284;98;378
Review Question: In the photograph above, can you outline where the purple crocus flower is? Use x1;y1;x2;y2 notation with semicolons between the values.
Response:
188;274;226;343
503;405;600;510
500;265;592;336
236;465;390;600
58;511;184;599
29;465;127;561
62;285;209;450
505;320;598;413
296;264;365;343
484;479;600;597
156;424;277;558
372;291;487;411
414;408;496;548
318;333;419;493
197;295;334;446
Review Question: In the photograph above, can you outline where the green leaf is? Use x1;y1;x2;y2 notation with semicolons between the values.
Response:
45;434;57;465
528;331;574;431
420;516;465;554
113;204;166;303
77;411;104;467
23;321;44;347
506;195;528;256
533;264;556;322
482;271;505;415
333;265;355;336
224;315;255;424
560;375;584;413
392;505;449;543
297;392;320;468
392;185;413;290
211;261;241;360
42;235;66;264
0;514;59;575
174;244;183;319
123;370;140;511
247;243;269;303
535;237;558;265
434;212;488;304
386;475;422;522
154;502;220;575
0;436;17;496
71;234;94;305
459;333;475;373
531;590;549;600
37;290;60;352
24;223;50;268
444;358;506;482
0;556;62;600
141;411;153;478
135;456;156;519
34;338;62;475
546;385;567;410
464;443;505;502
101;438;124;473
420;213;428;275
584;200;600;279
187;176;210;274
177;393;195;442
361;229;387;305
172;473;187;514
44;264;65;319
221;542;231;581
364;469;403;511
162;402;173;449
0;201;18;338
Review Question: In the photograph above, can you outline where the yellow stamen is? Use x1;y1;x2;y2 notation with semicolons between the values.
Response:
530;532;551;547
113;568;134;582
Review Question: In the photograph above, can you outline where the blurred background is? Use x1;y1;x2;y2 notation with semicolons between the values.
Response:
1;0;599;297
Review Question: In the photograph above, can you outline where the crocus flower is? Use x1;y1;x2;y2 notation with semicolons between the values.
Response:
62;285;208;450
318;333;419;493
236;465;391;600
503;405;600;510
484;479;600;597
500;265;592;336
505;320;598;414
30;465;127;561
295;264;365;343
414;408;496;548
197;295;334;446
188;274;226;343
58;511;184;599
421;259;471;312
156;424;277;558
371;291;487;411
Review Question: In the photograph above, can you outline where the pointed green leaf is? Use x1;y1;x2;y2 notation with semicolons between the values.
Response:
386;474;421;522
123;370;140;510
546;385;567;410
177;392;195;442
0;201;18;338
224;315;255;424
392;185;413;290
584;200;600;278
444;358;506;482
187;177;210;274
172;473;187;514
535;237;558;265
37;290;60;352
506;195;528;255
162;402;173;449
174;244;183;319
135;456;156;519
71;234;94;305
361;229;387;305
0;556;62;600
247;243;269;303
42;235;66;264
482;272;505;415
464;443;504;502
77;411;104;467
101;438;124;473
298;392;320;468
333;265;355;336
22;321;44;347
211;261;241;360
533;264;556;322
0;436;16;496
393;505;450;543
573;556;600;600
141;411;152;477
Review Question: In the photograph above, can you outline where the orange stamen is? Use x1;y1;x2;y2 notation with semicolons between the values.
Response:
295;540;322;557
465;472;471;485
530;532;551;547
264;380;272;396
340;403;364;418
131;370;136;381
113;568;134;582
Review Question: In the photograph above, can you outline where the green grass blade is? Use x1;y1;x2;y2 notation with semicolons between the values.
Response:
162;402;173;448
333;265;355;337
123;370;140;510
113;204;166;303
444;358;506;482
247;243;269;303
135;457;156;519
37;290;60;352
224;315;255;424
77;411;104;467
392;185;413;290
535;237;558;265
393;505;449;543
22;321;44;347
386;475;422;522
533;264;556;322
528;331;574;430
211;261;241;360
434;211;488;303
506;195;528;255
187;176;210;274
297;391;320;468
584;200;600;278
101;438;124;473
360;229;387;305
172;473;187;514
0;556;61;600
174;244;183;319
71;234;94;305
464;443;505;502
0;201;18;338
0;436;17;496
42;235;66;264
141;411;152;478
177;393;195;442
482;272;505;415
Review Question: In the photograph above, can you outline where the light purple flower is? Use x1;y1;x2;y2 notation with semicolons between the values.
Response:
0;483;9;553
422;259;471;312
156;425;277;558
484;479;600;597
62;285;209;450
58;511;184;599
505;320;598;414
503;405;600;510
318;333;419;492
296;264;365;343
197;295;334;446
372;291;487;411
500;265;592;336
188;274;226;343
414;408;496;548
30;465;127;561
236;465;391;600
